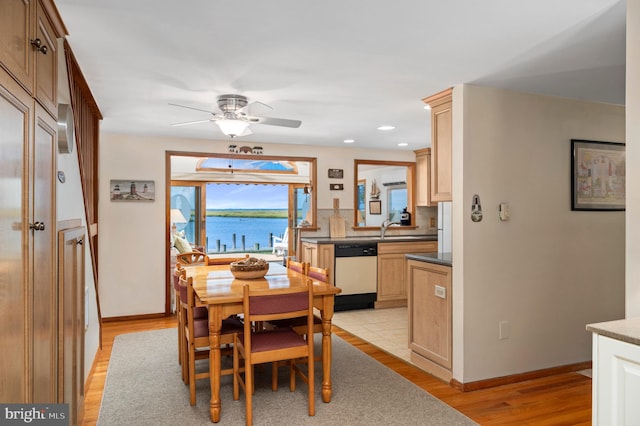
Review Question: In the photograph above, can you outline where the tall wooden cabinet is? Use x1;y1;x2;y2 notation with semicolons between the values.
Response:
422;88;453;202
0;0;65;404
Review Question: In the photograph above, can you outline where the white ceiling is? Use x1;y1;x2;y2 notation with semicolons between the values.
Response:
55;0;626;151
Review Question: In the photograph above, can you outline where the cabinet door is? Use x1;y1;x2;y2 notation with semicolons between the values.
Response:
34;1;57;117
423;88;452;202
0;0;34;94
59;226;85;425
415;148;431;207
317;244;335;285
0;69;32;403
300;242;316;265
594;335;640;425
31;103;57;402
377;254;406;302
408;260;452;369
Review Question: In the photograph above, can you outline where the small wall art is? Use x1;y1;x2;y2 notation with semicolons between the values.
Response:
110;179;155;202
328;168;343;179
369;199;381;215
571;139;625;211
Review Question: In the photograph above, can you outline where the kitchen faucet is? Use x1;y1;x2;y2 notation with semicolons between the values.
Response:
380;219;400;239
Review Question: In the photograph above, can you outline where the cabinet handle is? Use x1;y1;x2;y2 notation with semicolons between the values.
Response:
77;238;84;246
30;39;48;55
29;221;45;231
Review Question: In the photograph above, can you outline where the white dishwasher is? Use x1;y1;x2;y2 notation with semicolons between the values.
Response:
333;242;377;311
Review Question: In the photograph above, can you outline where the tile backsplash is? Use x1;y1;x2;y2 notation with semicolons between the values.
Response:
301;206;437;239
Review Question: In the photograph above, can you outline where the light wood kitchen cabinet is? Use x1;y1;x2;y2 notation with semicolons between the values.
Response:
0;0;61;118
414;148;432;207
300;242;335;285
0;0;65;404
422;88;452;202
407;259;452;381
376;241;437;308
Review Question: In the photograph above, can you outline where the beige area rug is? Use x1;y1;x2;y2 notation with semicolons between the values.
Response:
98;328;477;425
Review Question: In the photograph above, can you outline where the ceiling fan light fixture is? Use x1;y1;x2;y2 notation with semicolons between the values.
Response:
217;119;250;136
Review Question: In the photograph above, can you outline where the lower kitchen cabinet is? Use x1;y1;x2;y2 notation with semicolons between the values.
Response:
300;242;334;285
407;259;452;381
376;241;437;308
588;322;640;425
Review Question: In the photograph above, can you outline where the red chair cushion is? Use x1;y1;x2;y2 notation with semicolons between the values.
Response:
240;329;306;353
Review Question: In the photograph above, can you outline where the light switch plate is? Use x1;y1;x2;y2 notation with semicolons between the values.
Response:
499;203;510;221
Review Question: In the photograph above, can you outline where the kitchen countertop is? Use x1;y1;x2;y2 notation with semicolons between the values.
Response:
300;235;438;244
405;252;452;267
586;317;640;346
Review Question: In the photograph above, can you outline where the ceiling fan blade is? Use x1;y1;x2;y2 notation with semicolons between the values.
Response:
249;116;302;128
169;102;217;115
171;119;215;127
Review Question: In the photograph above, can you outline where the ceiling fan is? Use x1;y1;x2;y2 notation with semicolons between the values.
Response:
170;94;302;137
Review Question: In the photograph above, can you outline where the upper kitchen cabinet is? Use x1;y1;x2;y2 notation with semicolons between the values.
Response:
0;0;65;118
414;148;432;207
422;88;453;202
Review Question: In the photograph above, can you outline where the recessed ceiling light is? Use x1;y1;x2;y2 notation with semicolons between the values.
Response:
377;125;395;131
343;139;355;144
397;142;408;147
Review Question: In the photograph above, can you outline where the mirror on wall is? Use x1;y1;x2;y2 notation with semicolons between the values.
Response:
353;159;415;229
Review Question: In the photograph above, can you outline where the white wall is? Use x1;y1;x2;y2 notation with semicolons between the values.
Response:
99;134;416;317
453;85;626;383
626;0;640;318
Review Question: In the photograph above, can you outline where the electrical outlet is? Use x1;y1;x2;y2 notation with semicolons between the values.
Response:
435;285;446;299
499;321;510;340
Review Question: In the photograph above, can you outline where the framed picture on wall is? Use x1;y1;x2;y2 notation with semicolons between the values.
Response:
110;179;155;201
369;200;381;215
571;139;625;211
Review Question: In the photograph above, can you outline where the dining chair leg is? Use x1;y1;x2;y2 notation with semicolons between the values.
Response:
188;342;197;405
289;360;296;391
233;343;239;401
246;362;254;425
181;329;189;385
271;362;279;391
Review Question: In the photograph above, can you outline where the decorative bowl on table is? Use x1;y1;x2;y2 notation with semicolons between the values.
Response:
230;257;269;279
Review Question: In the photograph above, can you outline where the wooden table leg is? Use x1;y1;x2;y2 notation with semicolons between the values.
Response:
208;306;222;422
321;296;335;403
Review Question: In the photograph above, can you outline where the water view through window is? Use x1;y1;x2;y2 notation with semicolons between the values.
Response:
205;183;288;252
169;183;289;254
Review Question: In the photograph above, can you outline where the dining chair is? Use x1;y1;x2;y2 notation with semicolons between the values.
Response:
285;257;308;275
268;266;327;376
174;265;208;377
176;251;209;265
233;283;315;425
180;274;244;405
173;264;186;366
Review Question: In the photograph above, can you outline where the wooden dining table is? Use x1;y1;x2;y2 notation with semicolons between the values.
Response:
184;262;341;423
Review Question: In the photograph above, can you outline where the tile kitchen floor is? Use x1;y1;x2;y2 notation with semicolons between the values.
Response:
332;307;411;363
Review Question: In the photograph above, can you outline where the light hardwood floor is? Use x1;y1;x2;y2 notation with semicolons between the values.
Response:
81;315;591;425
